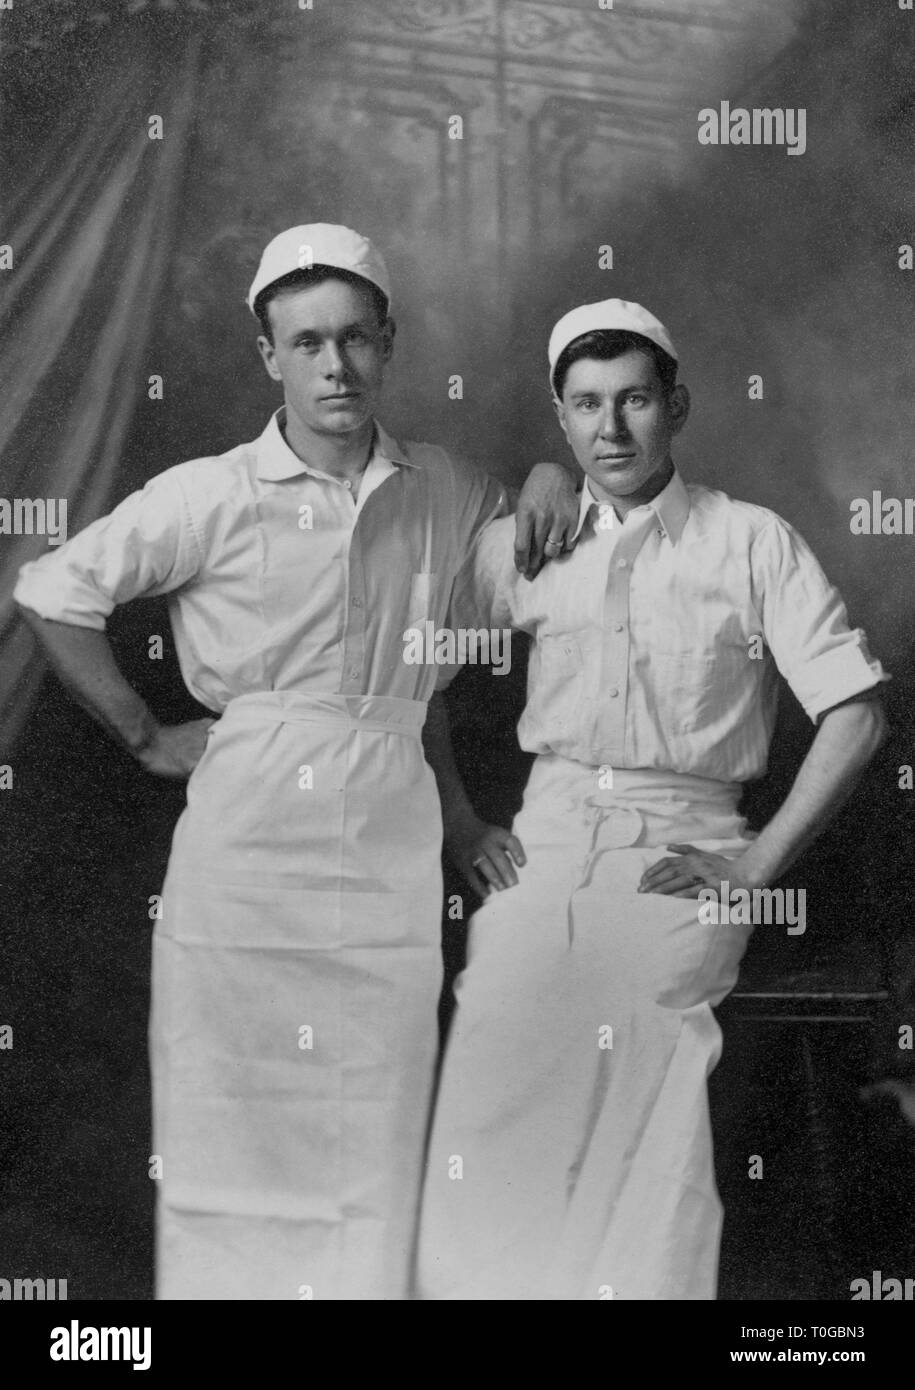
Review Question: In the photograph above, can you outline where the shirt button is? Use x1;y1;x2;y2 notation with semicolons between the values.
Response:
352;597;363;608
347;668;359;679
617;558;628;569
614;623;624;633
609;687;619;698
343;480;353;490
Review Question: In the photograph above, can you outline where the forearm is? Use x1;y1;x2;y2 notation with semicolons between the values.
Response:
422;689;526;894
739;698;888;885
422;690;478;835
18;609;158;754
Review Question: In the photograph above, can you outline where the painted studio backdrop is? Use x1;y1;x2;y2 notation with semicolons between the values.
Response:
1;0;914;1299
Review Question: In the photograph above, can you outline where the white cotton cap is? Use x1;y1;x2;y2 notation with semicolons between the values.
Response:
548;298;678;393
247;224;391;314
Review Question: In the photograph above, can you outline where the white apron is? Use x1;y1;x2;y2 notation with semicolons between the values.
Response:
417;754;755;1301
150;691;443;1300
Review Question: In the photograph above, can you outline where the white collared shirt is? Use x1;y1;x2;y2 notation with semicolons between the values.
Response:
14;409;508;710
449;469;888;783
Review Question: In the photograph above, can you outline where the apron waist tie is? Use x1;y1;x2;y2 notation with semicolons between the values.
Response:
214;691;427;738
567;798;645;947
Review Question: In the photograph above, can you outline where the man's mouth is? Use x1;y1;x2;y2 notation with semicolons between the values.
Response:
598;453;635;462
322;391;360;401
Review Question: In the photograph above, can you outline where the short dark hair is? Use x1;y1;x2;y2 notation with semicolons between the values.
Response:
254;266;390;344
553;329;677;399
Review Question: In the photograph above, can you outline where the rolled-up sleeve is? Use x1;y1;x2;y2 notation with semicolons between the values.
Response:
751;516;889;722
13;467;202;630
458;465;511;552
450;516;517;634
432;463;514;694
434;516;518;692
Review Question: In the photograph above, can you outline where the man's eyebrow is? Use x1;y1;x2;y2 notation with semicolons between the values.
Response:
289;320;374;345
568;381;654;400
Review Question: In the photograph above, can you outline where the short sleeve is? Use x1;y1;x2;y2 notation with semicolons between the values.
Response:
750;516;889;722
434;515;518;692
455;463;511;553
13;466;202;630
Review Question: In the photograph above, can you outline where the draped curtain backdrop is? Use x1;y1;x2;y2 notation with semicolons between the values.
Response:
0;5;213;745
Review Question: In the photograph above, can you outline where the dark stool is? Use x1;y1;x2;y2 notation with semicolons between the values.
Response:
714;939;888;1296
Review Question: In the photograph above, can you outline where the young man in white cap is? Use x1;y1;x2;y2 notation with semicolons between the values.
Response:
13;224;578;1300
416;298;889;1300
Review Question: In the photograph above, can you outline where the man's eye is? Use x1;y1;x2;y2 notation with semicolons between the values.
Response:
626;394;647;405
344;329;368;344
578;400;598;411
298;340;320;352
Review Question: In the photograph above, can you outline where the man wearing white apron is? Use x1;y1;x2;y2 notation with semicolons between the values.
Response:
13;225;579;1300
417;298;889;1300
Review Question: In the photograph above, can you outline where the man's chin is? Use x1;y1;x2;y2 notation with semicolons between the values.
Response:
587;468;641;500
315;405;373;433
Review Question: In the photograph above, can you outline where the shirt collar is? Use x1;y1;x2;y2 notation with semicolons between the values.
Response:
255;408;415;481
572;466;690;544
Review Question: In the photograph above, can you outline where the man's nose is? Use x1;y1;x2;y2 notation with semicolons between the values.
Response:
599;407;628;439
319;341;345;376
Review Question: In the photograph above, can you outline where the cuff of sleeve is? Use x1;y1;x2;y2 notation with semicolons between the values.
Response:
790;639;890;724
14;564;110;631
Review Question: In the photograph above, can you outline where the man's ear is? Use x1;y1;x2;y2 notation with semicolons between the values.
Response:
552;394;570;441
668;383;691;434
256;334;283;383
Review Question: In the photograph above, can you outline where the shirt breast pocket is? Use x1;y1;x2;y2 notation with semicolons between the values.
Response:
532;631;586;726
651;650;732;735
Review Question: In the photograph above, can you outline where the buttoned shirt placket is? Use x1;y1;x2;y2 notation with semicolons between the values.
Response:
341;476;366;693
565;503;662;945
310;449;400;696
596;503;658;762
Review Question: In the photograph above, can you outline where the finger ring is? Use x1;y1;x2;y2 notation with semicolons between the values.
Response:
471;856;487;867
544;537;562;551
